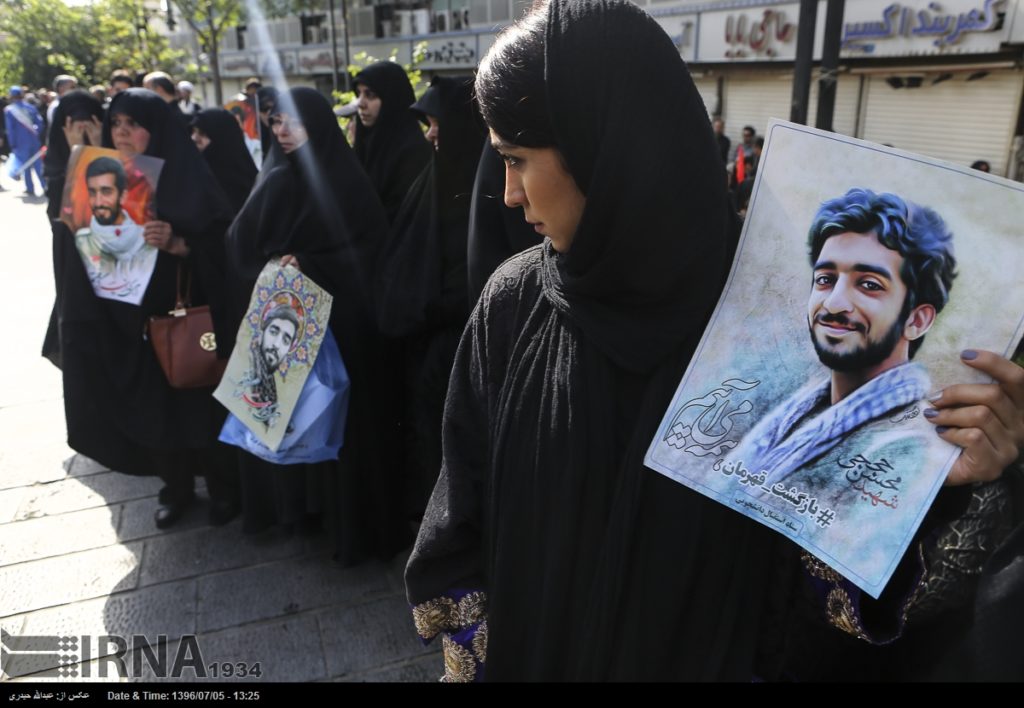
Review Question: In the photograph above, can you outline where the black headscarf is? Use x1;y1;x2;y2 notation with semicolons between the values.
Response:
353;61;432;223
43;89;104;219
256;86;279;161
41;89;106;367
225;87;383;331
192;108;258;214
375;75;486;337
542;0;735;373
104;89;234;236
407;0;771;681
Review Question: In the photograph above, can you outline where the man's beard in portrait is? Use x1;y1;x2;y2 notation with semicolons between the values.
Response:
251;346;278;406
809;310;907;373
92;203;121;226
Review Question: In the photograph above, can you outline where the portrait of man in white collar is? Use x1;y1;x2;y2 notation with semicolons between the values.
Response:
73;155;158;304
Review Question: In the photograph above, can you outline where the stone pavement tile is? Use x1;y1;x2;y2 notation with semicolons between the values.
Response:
0;505;120;565
138;522;306;587
196;554;392;633
0;401;69;449
318;594;433;678
65;454;111;479
0;542;142;616
0;444;73;491
116;496;211;543
340;653;442;683
0;486;27;524
13;473;163;521
14;578;197;662
135;614;325;683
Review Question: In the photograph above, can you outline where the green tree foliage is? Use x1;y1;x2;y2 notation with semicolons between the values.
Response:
168;0;243;104
0;0;183;89
92;0;188;82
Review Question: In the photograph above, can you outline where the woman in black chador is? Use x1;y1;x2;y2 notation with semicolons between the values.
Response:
352;61;432;225
375;75;487;516
58;88;238;528
41;89;105;368
224;87;412;565
190;108;258;214
404;0;1024;682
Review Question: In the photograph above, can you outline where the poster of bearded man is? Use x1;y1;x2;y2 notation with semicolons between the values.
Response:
61;146;163;305
214;261;334;452
645;120;1024;599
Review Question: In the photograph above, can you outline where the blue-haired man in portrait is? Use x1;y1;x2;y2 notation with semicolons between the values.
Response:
728;188;957;496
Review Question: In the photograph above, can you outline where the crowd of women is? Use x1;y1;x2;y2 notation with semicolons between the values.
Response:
38;0;1023;682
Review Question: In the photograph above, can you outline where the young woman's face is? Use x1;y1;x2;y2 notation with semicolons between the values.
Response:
356;85;382;128
425;115;440;150
110;113;151;156
491;130;585;253
191;127;210;152
270;112;309;154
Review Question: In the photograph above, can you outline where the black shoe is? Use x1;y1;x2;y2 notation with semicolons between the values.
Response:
154;499;192;529
208;500;240;526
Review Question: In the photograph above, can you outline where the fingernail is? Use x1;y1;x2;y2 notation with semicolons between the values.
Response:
924;408;939;419
928;390;943;402
936;426;950;434
961;349;978;360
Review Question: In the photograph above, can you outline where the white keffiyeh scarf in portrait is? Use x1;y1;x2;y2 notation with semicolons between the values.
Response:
727;362;932;483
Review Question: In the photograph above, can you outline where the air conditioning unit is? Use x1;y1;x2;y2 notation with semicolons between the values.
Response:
433;10;450;33
411;8;430;35
396;9;413;36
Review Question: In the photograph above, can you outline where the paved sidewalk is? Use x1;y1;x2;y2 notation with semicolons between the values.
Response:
0;173;438;683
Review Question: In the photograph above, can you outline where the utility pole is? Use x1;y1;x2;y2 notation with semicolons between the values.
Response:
815;0;845;132
790;0;818;125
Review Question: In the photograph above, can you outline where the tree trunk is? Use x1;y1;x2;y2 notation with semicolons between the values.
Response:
209;36;223;105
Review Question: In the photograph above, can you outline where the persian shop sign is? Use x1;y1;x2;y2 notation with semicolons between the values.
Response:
842;0;1006;55
696;0;1007;62
725;8;797;58
698;4;808;62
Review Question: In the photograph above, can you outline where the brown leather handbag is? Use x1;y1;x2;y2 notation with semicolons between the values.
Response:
147;264;227;389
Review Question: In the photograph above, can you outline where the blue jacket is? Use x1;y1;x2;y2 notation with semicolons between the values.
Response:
4;99;43;159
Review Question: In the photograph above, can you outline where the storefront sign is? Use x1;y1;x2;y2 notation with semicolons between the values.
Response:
842;0;1006;54
418;38;478;70
725;8;798;58
297;48;344;75
698;3;816;62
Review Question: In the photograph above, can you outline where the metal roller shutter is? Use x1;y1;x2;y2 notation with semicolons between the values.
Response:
860;69;1023;176
692;76;719;119
722;71;861;143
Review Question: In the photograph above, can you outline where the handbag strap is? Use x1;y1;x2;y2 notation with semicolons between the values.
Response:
171;262;193;316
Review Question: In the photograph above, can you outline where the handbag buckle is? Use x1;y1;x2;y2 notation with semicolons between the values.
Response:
169;307;188;317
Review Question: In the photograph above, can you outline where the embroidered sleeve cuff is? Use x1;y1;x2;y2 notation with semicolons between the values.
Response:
801;551;924;645
411;590;488;683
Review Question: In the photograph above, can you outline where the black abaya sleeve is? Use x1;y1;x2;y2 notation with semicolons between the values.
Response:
404;284;497;682
405;295;489;603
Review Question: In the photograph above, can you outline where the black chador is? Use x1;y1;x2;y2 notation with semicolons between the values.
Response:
191;108;258;214
352;61;432;225
57;89;237;522
375;76;488;516
41;89;105;368
225;87;412;564
405;0;777;680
